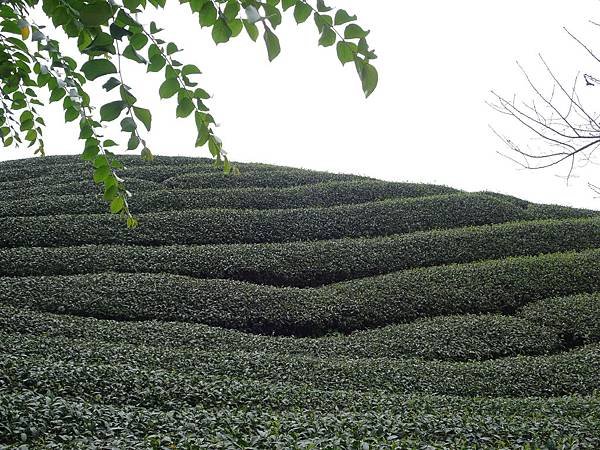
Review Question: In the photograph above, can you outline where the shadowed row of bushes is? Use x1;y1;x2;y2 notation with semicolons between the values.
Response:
1;249;599;335
519;293;600;346
1;178;162;202
0;180;458;217
2;386;599;448
2;217;599;287
0;161;364;189
2;331;599;399
0;305;566;361
1;193;596;248
161;168;368;189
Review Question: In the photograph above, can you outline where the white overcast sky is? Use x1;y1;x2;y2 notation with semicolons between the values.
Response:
3;0;600;209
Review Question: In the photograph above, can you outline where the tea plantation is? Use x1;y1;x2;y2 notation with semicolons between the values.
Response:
1;155;599;449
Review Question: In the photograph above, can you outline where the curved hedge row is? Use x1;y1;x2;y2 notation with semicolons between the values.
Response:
2;249;599;335
2;217;599;287
2;193;594;248
2;331;599;398
519;293;600;345
0;180;459;218
1;178;162;202
162;168;367;189
0;160;333;189
0;305;563;361
3;389;599;449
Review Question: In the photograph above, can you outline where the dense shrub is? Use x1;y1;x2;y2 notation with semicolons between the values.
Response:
1;155;599;449
162;168;367;189
519;293;600;345
0;180;458;217
1;249;599;335
3;193;595;248
0;305;563;361
2;331;599;399
0;178;161;202
1;217;598;286
2;389;599;449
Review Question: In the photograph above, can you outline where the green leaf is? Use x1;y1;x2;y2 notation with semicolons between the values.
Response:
182;64;201;76
263;27;280;62
80;2;113;27
123;45;147;63
263;4;282;28
129;33;148;50
93;165;111;183
344;23;369;39
103;139;118;147
334;9;356;25
100;100;126;121
316;0;332;12
133;106;152;131
147;54;166;72
190;0;207;12
49;87;66;102
228;19;243;37
223;0;240;21
166;42;179;55
82;145;99;161
336;41;355;65
293;3;312;24
110;23;131;40
110;196;124;213
176;97;195;118
243;19;259;41
357;61;378;98
120;116;137;132
318;28;336;47
141;147;154;161
81;59;117;81
212;19;232;44
198;2;217;27
102;77;121;91
159;79;179;99
127;133;140;150
65;107;79;122
120;86;137;106
282;0;297;11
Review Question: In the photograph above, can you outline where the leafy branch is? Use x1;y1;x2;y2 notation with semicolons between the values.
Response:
0;0;378;226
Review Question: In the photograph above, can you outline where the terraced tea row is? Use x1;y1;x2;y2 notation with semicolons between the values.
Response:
0;180;458;217
2;330;599;399
2;303;582;361
2;389;598;449
2;249;599;335
2;193;597;248
2;217;598;286
1;155;599;449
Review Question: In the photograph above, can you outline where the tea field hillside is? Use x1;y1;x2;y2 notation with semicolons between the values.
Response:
1;155;600;449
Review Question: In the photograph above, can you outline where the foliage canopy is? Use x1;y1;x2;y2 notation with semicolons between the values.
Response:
0;0;378;225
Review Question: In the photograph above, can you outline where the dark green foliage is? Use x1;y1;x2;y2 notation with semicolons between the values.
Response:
0;305;564;361
519;293;600;345
2;193;596;248
1;249;599;335
0;178;161;202
1;217;599;288
0;180;458;217
1;156;599;448
2;389;598;449
2;331;599;400
161;168;366;189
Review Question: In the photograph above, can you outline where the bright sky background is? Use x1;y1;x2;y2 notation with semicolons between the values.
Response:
3;0;600;209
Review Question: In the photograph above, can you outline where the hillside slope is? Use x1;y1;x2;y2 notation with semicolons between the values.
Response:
1;155;599;449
